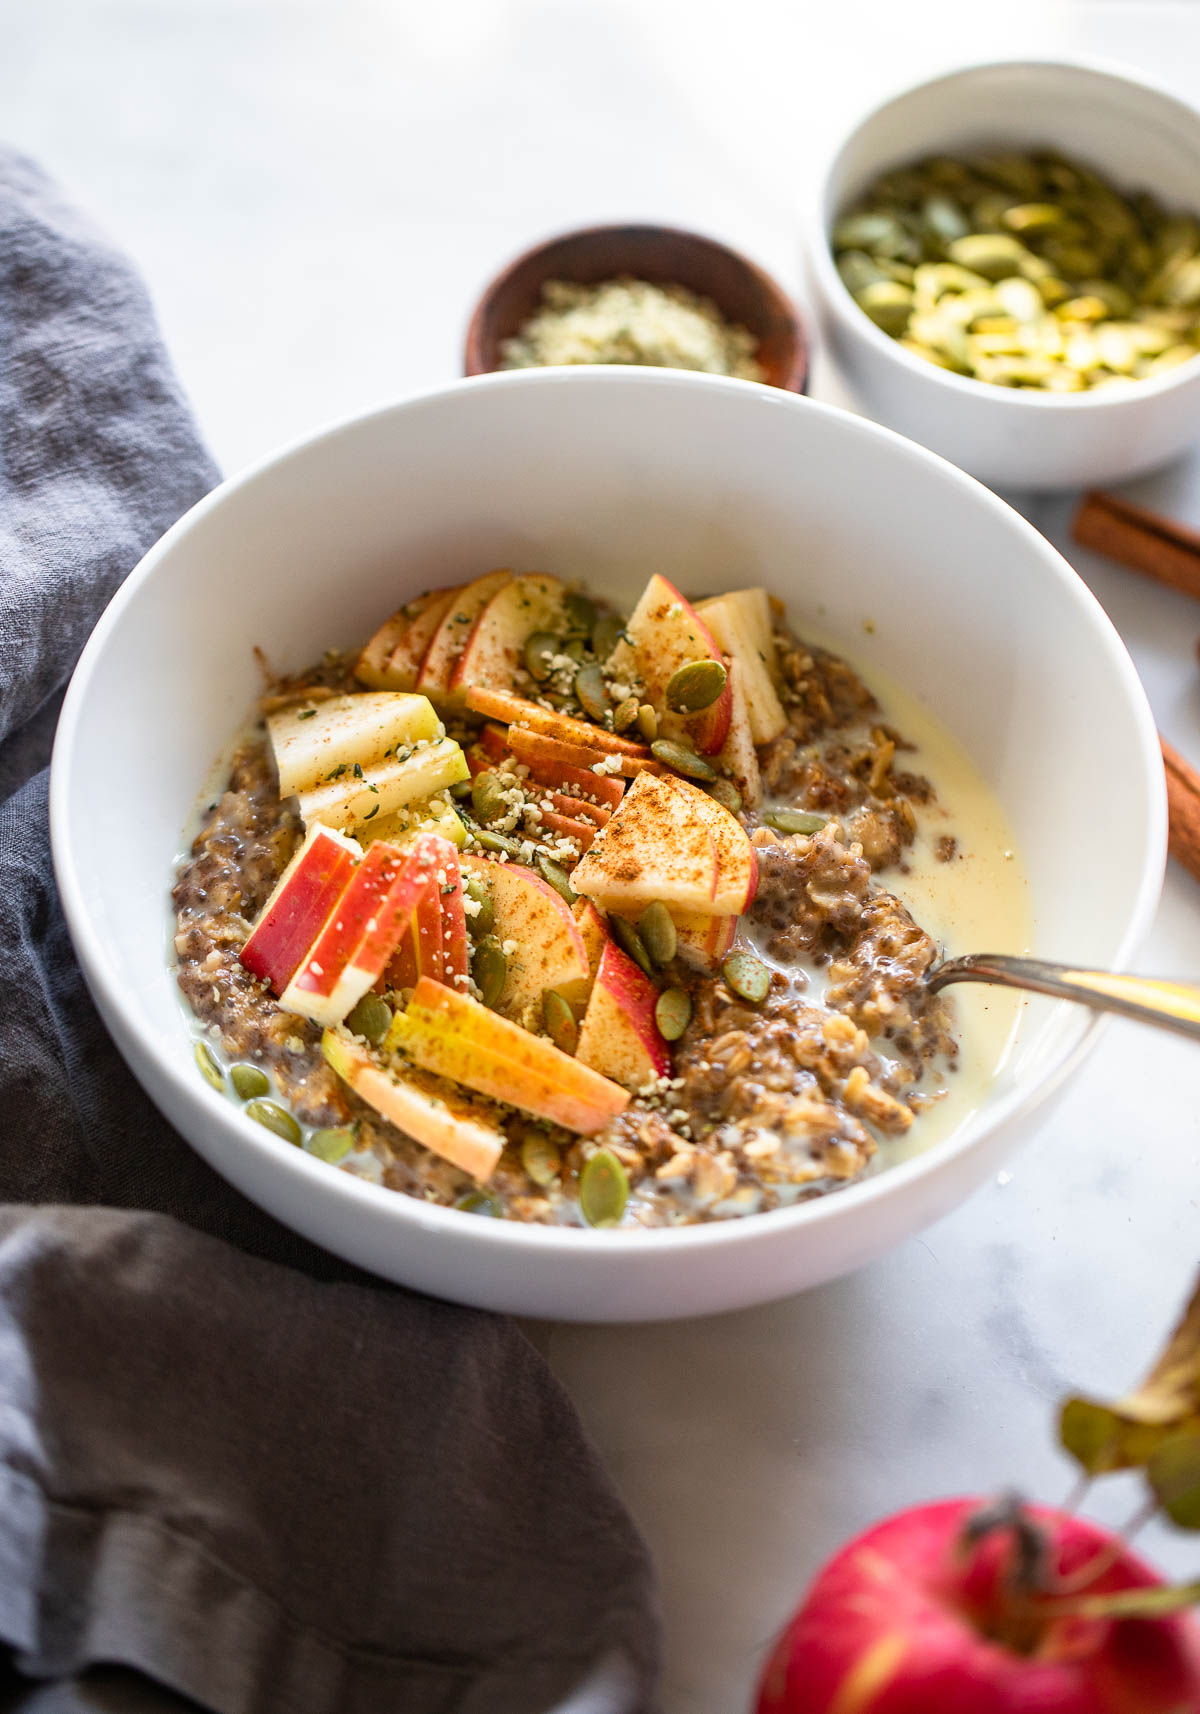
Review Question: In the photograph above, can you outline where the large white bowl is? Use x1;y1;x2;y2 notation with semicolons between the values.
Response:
806;59;1200;491
51;369;1164;1321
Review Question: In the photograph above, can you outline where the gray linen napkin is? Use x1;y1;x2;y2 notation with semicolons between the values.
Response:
0;148;659;1713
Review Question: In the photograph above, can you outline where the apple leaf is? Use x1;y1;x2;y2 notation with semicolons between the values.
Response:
1147;1433;1200;1530
1047;1579;1200;1621
1060;1277;1200;1476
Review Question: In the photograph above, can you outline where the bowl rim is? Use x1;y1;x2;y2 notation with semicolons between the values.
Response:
462;219;809;393
50;365;1167;1260
807;54;1200;411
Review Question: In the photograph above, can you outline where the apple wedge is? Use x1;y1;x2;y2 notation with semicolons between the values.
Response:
322;1027;505;1181
447;573;568;696
387;979;629;1134
507;725;654;781
459;853;589;1013
279;839;435;1025
606;573;732;755
518;752;626;812
695;588;787;743
569;770;718;914
540;810;596;851
297;737;469;833
671;909;737;973
547;789;611;827
356;587;460;691
576;940;671;1090
416;569;513;706
661;775;759;913
711;657;763;809
239;824;361;993
268;692;442;799
465;685;650;757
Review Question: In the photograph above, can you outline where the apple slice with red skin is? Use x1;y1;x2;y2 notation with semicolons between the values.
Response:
540;810;596;851
556;900;610;1010
519;752;626;812
383;833;467;990
466;685;651;758
477;722;511;764
448;573;568;697
711;656;762;808
356;587;460;692
671;909;737;973
387;978;628;1133
696;587;787;744
607;573;733;755
430;836;469;987
355;589;445;689
507;725;656;781
416;569;513;706
756;1497;1200;1714
239;824;361;993
459;854;589;1014
322;1027;505;1181
569;770;719;915
576;940;671;1090
548;789;611;827
660;775;758;913
279;838;436;1025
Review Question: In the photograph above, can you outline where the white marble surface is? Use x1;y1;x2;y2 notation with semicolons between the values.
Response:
9;3;1200;1708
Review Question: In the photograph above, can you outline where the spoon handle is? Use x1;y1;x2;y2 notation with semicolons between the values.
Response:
928;953;1200;1043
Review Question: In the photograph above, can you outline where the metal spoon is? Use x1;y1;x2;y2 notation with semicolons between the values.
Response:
927;953;1200;1043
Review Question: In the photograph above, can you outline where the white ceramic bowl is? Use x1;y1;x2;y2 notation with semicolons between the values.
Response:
51;369;1164;1321
807;59;1200;491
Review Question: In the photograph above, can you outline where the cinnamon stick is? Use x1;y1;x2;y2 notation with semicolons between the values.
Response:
1073;491;1200;603
1160;735;1200;883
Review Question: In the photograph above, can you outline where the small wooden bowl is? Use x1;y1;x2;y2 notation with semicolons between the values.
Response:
464;224;808;393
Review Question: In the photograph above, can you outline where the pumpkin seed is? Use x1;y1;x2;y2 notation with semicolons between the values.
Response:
1003;202;1068;234
467;820;522;857
651;738;717;783
707;777;742;814
194;1040;225;1092
543;989;578;1054
563;637;588;663
654;987;692;1041
345;991;392;1045
854;280;914;335
665;658;728;713
456;1190;500;1216
591;611;626;661
574;662;609;722
473;937;508;1009
464;874;494;938
946;233;1031;279
244;1098;302;1146
564;591;597;633
636;703;658;741
638;901;677;967
722;950;771;1006
449;778;473;799
230;1063;270;1100
307;1125;356;1164
579;1149;629;1228
609;913;653;977
613;695;639;732
470;770;509;826
765;807;828;835
521;1133;562;1186
537;853;577;904
523;630;561;682
837;249;891;295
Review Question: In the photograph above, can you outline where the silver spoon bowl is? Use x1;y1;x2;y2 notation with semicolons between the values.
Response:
928;954;1200;1043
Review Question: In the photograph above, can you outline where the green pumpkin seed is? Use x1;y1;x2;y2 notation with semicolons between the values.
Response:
307;1125;356;1164
1003;202;1068;234
564;591;596;633
921;193;968;247
574;662;609;722
449;778;473;799
471;770;509;826
639;901;677;967
579;1149;629;1228
464;874;494;938
707;777;743;814
609;913;654;977
244;1099;302;1146
524;630;561;682
613;696;639;733
456;1190;500;1216
654;987;692;1042
665;658;728;713
765;807;827;835
473;937;508;1009
194;1040;225;1092
521;1133;562;1186
345;991;392;1045
463;817;522;857
854;280;914;335
543;989;578;1054
636;703;658;741
230;1062;270;1100
837;249;891;295
563;637;588;664
591;611;626;661
536;853;578;904
722;950;771;1006
946;233;1031;280
651;739;716;783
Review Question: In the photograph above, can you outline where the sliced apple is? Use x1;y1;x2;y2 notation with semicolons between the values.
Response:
661;775;759;913
519;752;626;811
322;1027;505;1181
607;573;733;755
465;685;650;758
298;737;469;833
239;824;361;992
576;940;671;1090
477;722;511;764
569;770;718;914
671;909;737;973
540;810;596;851
430;837;469;987
695;588;787;743
507;725;654;781
357;587;461;691
355;590;443;689
459;854;589;1013
268;692;441;799
548;789;611;827
448;574;568;696
416;570;513;706
711;657;763;809
387;979;629;1134
279;839;435;1025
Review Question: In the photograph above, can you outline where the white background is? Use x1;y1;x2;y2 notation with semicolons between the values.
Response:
8;4;1200;1709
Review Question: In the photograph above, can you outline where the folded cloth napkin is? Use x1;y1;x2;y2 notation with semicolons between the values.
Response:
0;149;660;1713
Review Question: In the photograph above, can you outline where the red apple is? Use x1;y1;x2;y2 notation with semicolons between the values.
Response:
569;770;719;915
459;854;589;1013
416;569;513;706
507;724;653;781
576;940;671;1089
695;587;787;744
356;586;460;692
712;656;763;808
477;721;511;764
547;789;612;827
517;751;626;812
448;573;567;697
466;683;650;757
239;824;361;992
608;573;733;755
661;775;758;913
672;909;737;972
539;809;596;851
756;1497;1200;1714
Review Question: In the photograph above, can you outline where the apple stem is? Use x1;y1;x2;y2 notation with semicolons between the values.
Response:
1060;1473;1092;1517
1050;1495;1161;1596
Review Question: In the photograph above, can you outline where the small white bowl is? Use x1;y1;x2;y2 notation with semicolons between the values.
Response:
807;59;1200;491
50;369;1164;1320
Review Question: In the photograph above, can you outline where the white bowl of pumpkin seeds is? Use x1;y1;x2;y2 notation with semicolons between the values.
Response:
808;59;1200;490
